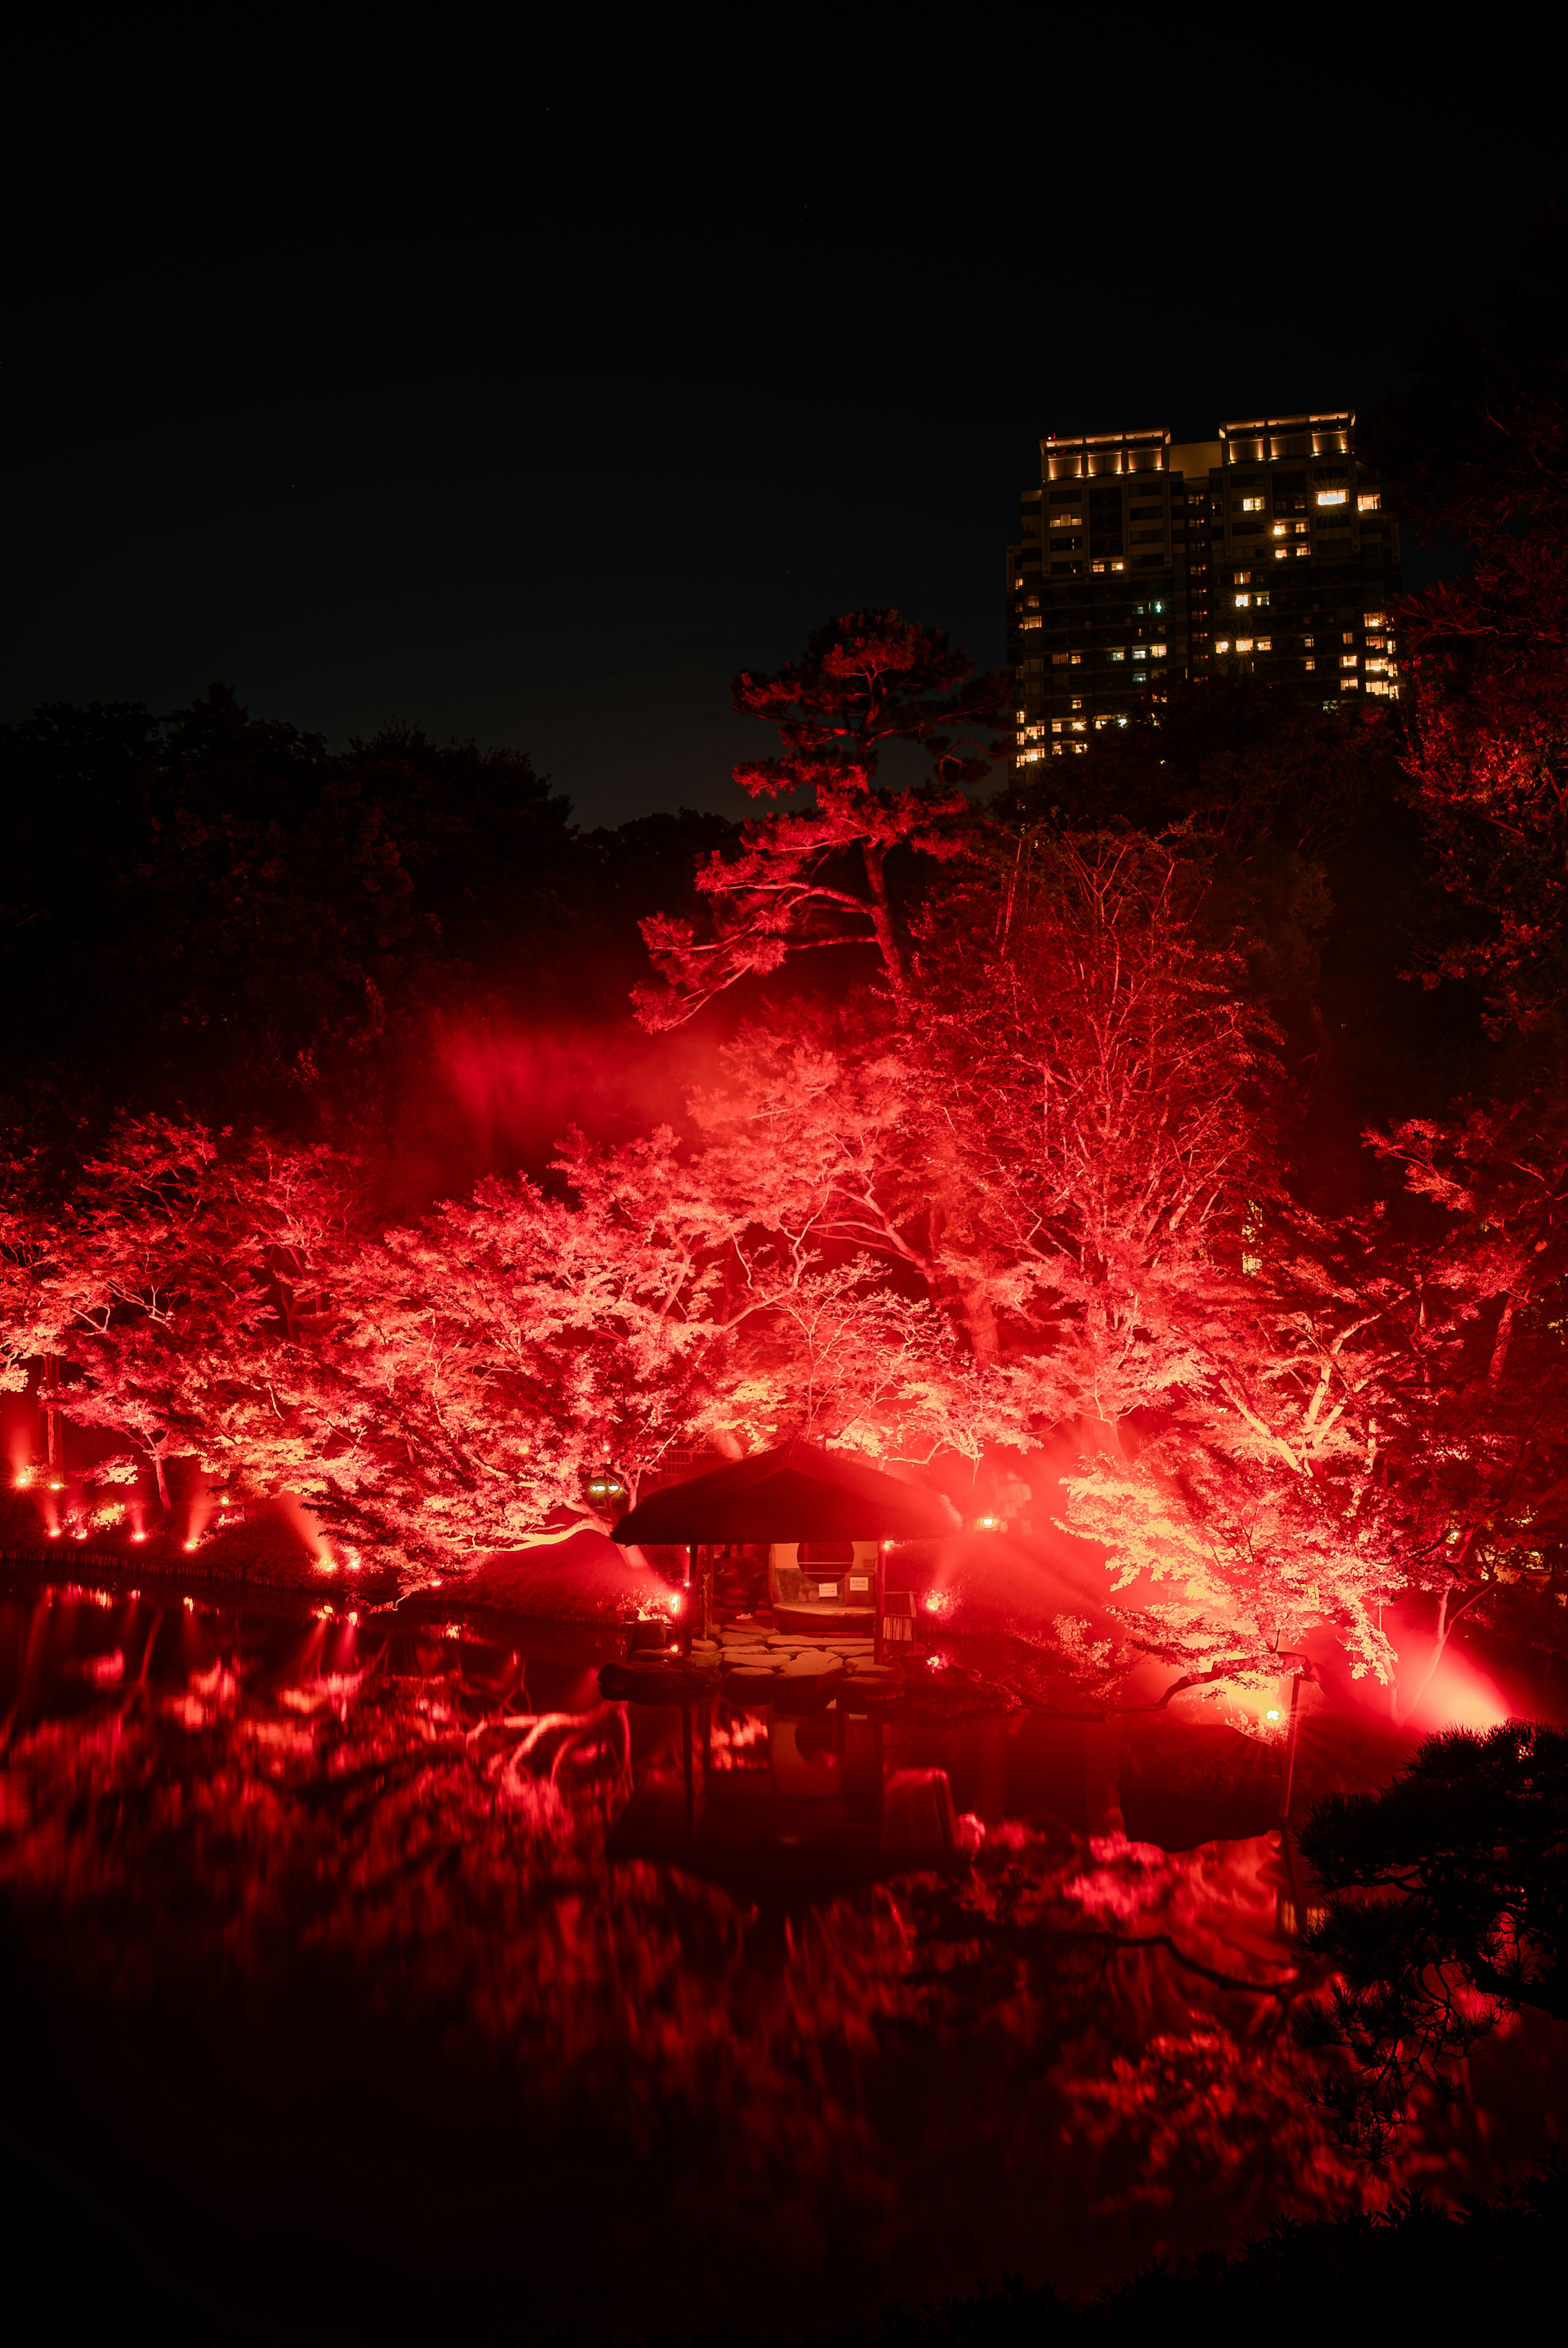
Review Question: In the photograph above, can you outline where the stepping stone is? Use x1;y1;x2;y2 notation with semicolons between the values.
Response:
721;1666;780;1701
776;1652;843;1679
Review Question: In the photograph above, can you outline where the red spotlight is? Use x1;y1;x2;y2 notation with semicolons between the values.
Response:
183;1540;197;1552
47;1526;62;1539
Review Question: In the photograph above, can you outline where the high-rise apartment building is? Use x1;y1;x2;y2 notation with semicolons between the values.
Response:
1006;411;1401;765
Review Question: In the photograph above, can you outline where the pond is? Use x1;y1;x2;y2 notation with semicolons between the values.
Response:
2;1566;1564;2345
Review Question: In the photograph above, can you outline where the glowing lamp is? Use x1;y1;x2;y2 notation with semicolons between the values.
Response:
1265;1707;1282;1722
47;1478;64;1492
47;1527;61;1539
131;1532;147;1544
586;1465;626;1507
668;1593;683;1615
183;1540;197;1552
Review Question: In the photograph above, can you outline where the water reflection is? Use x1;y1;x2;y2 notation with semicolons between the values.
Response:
2;1567;1564;2339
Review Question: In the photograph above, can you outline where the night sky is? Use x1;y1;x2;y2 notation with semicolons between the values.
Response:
4;99;1554;829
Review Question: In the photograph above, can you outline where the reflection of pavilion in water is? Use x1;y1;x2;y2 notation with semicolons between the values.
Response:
606;1444;969;1891
606;1691;965;1893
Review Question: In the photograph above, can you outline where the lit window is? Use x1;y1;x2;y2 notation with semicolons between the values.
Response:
1051;651;1071;665
1149;644;1167;658
1069;720;1087;732
1343;631;1355;644
1014;707;1027;722
1341;653;1358;666
1341;674;1360;687
1256;636;1272;650
1234;592;1251;608
1051;720;1062;734
1236;637;1254;652
1357;491;1380;511
1365;657;1388;673
1070;697;1083;710
1235;570;1252;585
1272;523;1287;537
1365;611;1385;627
1316;489;1347;506
1241;496;1264;511
1275;546;1290;561
1365;633;1385;650
1107;648;1126;662
1303;635;1314;647
1295;520;1308;535
1216;638;1231;653
1304;658;1315;671
1019;616;1042;630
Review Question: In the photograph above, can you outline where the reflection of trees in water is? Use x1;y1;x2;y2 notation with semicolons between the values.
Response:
0;1640;1556;2308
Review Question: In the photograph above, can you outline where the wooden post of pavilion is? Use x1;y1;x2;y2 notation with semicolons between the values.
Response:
684;1542;697;1658
874;1537;886;1664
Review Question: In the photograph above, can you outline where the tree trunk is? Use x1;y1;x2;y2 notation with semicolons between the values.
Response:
860;841;909;1008
1394;1583;1481;1724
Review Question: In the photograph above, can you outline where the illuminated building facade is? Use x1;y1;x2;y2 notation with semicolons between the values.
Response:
1007;411;1401;764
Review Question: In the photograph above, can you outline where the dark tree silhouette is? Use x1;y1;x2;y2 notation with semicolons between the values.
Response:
1296;1721;1568;2153
1363;213;1568;1034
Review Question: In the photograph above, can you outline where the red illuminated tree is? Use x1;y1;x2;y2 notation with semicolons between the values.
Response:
635;610;1008;1027
0;1119;365;1525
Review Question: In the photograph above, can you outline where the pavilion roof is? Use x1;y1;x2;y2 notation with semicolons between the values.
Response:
610;1438;961;1545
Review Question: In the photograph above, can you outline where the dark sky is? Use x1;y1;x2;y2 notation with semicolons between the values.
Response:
4;95;1556;829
